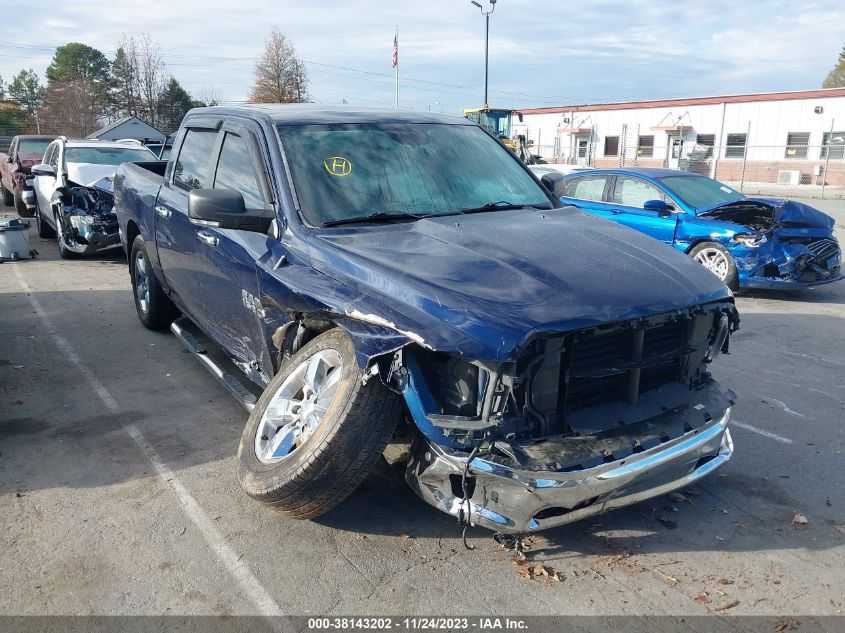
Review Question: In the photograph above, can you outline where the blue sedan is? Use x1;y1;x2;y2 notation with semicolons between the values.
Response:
558;168;842;290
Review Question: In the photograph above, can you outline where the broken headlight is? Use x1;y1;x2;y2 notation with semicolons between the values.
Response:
416;352;486;417
732;232;767;247
705;314;730;363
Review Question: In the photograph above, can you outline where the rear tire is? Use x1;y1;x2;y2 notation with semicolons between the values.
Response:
689;241;738;291
130;235;179;330
238;328;404;520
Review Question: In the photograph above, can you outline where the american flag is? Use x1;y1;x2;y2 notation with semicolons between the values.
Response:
392;32;398;69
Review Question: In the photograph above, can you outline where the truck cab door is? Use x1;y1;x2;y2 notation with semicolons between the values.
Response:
154;124;221;331
606;175;679;244
190;121;279;383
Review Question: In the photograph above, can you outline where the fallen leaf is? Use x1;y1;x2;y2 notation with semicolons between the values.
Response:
684;488;703;496
532;564;545;576
669;491;693;505
774;618;798;633
694;593;711;604
518;571;531;580
718;578;735;585
715;535;725;541
833;524;845;535
657;516;678;529
792;513;808;529
397;532;412;539
714;599;740;612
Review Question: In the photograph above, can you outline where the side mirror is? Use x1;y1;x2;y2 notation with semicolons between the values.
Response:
31;164;56;178
188;189;271;232
539;171;566;198
643;199;674;216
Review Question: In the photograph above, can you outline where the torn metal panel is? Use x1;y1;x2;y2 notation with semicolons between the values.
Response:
55;177;121;255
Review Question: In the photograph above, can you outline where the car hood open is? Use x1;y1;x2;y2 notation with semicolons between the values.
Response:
700;197;835;231
307;206;732;360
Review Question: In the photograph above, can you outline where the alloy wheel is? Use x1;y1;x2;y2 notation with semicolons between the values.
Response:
693;247;729;281
254;349;344;464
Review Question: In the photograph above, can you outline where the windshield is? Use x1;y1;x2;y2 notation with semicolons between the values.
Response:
277;123;549;227
659;175;744;210
18;139;52;155
65;146;155;166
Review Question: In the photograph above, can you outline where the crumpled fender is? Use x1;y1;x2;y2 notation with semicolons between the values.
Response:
332;316;415;369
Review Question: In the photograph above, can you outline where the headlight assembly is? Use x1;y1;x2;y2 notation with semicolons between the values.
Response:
732;232;767;246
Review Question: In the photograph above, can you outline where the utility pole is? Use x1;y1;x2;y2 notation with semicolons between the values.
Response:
470;0;496;108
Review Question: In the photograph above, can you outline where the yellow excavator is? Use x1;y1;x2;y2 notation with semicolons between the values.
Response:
463;107;538;163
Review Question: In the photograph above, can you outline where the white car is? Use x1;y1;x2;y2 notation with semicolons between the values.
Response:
31;138;155;258
528;164;593;177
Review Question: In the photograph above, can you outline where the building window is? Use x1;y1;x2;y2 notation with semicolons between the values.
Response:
696;134;715;158
637;135;654;157
785;132;810;159
604;136;619;156
725;133;747;158
821;131;845;160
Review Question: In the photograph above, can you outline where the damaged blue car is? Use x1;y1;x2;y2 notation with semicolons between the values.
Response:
115;106;739;534
558;168;842;290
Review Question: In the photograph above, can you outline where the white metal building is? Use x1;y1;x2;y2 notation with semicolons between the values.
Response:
86;116;166;144
515;87;845;186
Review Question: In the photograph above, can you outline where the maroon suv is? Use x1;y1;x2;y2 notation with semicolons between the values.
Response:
1;135;55;217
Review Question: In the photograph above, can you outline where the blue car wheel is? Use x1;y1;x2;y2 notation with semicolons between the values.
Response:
689;242;738;290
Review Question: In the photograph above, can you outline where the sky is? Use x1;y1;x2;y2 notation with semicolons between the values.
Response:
1;0;843;114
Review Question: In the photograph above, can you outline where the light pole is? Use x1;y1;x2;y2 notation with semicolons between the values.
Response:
471;0;496;108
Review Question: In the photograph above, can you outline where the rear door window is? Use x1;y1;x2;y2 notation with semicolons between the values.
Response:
173;129;218;191
611;176;665;208
565;175;610;202
213;132;266;209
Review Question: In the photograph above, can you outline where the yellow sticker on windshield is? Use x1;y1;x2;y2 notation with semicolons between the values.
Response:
324;156;352;177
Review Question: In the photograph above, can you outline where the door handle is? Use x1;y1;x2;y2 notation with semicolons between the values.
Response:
196;230;218;247
154;205;171;219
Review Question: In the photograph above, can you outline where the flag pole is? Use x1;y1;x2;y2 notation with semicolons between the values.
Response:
394;26;399;108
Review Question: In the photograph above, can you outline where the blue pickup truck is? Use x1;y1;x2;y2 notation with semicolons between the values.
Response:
114;105;739;534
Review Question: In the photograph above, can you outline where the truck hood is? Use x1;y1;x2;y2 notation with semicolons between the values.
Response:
700;197;835;231
307;206;732;360
67;163;118;188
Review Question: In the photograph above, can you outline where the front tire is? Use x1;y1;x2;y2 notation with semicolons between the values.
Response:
0;181;13;206
35;202;55;238
689;241;738;290
14;190;33;217
130;235;179;330
56;208;82;260
238;328;403;520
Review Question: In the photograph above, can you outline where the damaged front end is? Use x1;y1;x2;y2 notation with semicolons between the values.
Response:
390;301;739;533
55;177;120;255
700;200;842;288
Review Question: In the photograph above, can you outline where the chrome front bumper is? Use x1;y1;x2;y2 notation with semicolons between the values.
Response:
406;409;733;533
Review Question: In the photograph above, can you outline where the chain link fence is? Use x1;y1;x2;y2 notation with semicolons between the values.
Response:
534;139;845;199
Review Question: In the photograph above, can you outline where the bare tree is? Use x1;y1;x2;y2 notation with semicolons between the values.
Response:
40;79;103;137
249;28;309;103
113;34;168;127
196;85;223;107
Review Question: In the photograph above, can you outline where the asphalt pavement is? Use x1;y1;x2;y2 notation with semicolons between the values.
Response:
1;199;843;617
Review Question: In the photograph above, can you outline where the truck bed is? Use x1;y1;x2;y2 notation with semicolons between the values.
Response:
114;160;168;255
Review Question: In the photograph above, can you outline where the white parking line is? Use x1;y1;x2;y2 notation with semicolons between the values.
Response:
731;421;794;444
12;265;284;617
